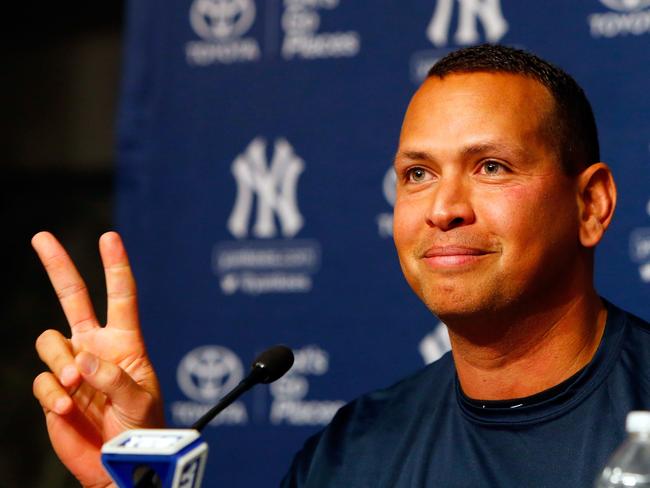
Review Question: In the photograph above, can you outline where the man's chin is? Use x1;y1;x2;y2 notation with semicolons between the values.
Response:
419;288;506;323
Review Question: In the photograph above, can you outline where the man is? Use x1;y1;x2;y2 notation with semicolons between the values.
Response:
33;45;650;487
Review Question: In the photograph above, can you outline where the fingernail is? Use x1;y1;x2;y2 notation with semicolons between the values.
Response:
60;365;78;386
77;352;99;375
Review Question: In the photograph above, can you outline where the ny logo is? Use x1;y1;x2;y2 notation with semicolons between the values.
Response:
227;137;304;239
427;0;508;47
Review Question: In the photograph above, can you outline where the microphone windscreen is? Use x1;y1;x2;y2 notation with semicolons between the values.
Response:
251;345;294;384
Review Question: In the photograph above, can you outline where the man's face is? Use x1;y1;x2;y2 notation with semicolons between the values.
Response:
393;72;583;320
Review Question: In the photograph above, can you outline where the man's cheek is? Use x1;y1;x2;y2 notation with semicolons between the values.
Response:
477;188;541;250
393;205;420;243
483;185;545;220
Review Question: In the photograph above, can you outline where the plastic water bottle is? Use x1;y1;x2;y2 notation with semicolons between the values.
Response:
595;411;650;487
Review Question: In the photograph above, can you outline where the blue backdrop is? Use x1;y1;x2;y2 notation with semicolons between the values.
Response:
116;1;650;486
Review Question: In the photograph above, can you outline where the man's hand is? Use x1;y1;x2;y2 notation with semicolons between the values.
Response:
32;231;164;488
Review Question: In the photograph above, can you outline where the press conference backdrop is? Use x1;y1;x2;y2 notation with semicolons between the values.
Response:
116;0;650;485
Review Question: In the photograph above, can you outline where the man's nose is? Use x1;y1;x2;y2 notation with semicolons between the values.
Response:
426;176;475;231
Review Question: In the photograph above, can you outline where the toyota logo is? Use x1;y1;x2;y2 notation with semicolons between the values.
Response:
190;0;256;41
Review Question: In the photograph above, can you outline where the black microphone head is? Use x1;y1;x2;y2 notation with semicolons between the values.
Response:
251;345;294;384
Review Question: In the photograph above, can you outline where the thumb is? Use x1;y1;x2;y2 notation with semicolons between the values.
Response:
75;351;154;423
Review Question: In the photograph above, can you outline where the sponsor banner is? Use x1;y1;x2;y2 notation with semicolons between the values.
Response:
281;0;361;60
630;196;650;283
376;166;395;238
410;0;509;83
631;227;650;282
588;0;650;38
172;345;248;427
186;0;262;65
419;322;452;365
172;344;343;428
185;0;361;66
214;240;321;294
270;345;345;426
214;137;321;295
118;0;650;485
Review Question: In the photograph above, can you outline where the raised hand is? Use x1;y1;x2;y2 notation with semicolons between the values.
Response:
32;231;164;488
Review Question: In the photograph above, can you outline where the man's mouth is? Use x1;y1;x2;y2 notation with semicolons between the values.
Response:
421;246;493;267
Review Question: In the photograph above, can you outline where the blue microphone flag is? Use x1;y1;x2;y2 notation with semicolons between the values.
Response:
101;429;208;488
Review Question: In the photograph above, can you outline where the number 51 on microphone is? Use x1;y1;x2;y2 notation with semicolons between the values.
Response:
101;429;208;488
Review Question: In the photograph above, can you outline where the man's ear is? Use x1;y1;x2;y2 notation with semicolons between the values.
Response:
577;162;617;248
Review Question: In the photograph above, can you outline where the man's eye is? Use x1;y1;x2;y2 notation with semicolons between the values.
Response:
407;167;429;182
481;161;505;175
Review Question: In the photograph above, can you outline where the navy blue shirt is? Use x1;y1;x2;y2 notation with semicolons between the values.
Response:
282;302;650;487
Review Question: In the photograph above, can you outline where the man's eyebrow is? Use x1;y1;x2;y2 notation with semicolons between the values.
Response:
394;143;525;165
393;150;436;165
460;142;524;157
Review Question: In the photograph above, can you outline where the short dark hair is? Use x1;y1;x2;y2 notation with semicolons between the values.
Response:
427;44;600;174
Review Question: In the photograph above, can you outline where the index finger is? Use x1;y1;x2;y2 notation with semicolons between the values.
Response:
32;231;99;334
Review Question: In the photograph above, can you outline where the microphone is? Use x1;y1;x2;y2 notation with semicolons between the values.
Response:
101;345;294;488
192;344;294;431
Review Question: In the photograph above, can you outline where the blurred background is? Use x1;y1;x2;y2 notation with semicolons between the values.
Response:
3;1;123;486
4;1;650;487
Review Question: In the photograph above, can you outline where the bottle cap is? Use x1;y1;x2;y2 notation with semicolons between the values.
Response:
626;411;650;433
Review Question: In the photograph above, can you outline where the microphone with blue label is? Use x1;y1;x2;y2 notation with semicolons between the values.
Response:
101;345;294;488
